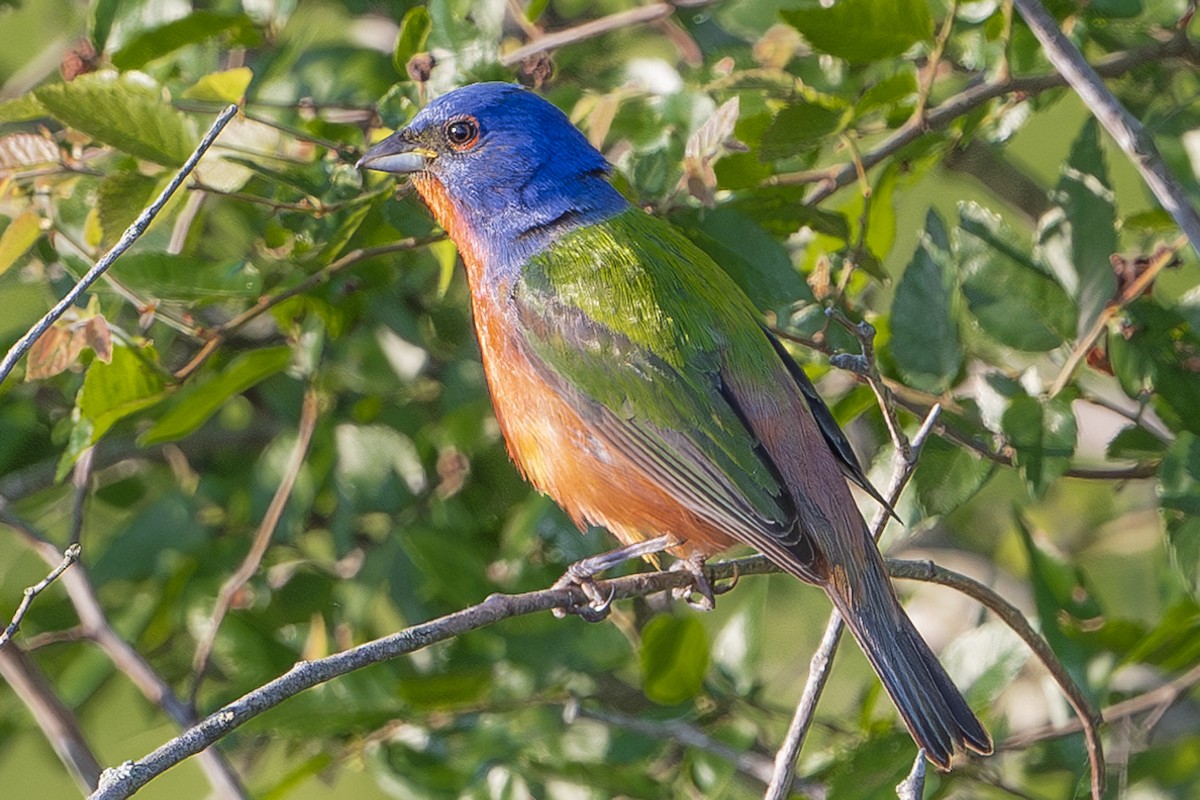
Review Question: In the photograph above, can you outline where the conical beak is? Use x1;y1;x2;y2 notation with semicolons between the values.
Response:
356;132;437;174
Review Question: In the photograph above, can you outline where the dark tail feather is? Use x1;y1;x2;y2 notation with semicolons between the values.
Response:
825;569;993;769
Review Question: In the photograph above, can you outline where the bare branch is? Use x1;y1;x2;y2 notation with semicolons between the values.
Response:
0;543;81;650
0;643;103;793
191;388;321;701
764;33;1200;206
0;104;239;388
499;4;674;67
1011;0;1200;255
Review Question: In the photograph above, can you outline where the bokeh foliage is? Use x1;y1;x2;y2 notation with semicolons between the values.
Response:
1;0;1199;797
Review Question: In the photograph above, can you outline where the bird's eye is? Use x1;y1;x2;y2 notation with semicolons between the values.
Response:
445;117;479;149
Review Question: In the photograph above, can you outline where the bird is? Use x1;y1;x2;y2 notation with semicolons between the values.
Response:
357;82;992;769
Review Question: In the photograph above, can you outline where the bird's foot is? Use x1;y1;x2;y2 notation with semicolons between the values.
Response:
670;556;739;611
552;535;677;622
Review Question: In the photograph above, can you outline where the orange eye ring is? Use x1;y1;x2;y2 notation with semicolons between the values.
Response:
445;116;480;150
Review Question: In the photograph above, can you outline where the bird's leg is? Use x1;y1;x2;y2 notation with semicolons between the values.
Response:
669;554;739;611
552;534;678;622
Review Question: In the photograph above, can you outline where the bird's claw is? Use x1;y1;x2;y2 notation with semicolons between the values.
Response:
671;555;720;611
552;567;616;622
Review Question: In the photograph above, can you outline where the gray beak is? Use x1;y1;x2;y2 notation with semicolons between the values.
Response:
356;132;436;174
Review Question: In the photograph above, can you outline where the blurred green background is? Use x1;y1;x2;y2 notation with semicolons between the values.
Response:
1;0;1199;797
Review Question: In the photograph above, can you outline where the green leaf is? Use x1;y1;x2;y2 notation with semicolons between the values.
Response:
392;6;432;75
759;100;843;161
728;186;850;239
107;253;262;301
1001;391;1078;497
0;94;48;123
670;207;812;313
1159;433;1200;597
640;614;709;705
181;67;254;104
61;344;166;477
912;434;995;516
957;202;1076;351
89;0;121;52
112;12;256;71
1109;299;1200;435
890;209;962;393
1015;514;1102;695
1106;425;1166;460
141;347;293;445
35;72;198;166
0;210;42;276
1036;118;1117;337
782;0;933;64
1122;599;1200;670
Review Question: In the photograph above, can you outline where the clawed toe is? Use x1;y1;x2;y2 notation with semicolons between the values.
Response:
552;570;616;621
670;555;721;611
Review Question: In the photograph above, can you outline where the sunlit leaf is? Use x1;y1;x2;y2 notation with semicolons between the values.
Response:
112;12;258;71
392;6;432;76
35;72;198;166
782;0;933;64
0;210;42;276
181;67;254;104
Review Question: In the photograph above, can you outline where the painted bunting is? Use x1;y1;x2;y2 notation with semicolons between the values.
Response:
358;82;991;768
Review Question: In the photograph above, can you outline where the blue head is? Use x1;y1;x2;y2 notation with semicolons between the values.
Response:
359;83;627;275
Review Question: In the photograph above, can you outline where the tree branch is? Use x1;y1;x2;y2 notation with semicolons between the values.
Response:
499;4;675;67
1011;0;1200;255
0;104;239;388
0;542;80;650
0;642;103;793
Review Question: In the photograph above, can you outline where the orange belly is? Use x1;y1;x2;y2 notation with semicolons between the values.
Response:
471;290;737;560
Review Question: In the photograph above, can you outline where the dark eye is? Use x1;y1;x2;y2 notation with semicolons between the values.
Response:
445;117;479;149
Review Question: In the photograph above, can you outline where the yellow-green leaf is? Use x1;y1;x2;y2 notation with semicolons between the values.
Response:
181;67;254;104
0;210;42;276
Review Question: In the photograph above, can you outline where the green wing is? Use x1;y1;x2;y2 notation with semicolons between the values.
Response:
513;208;821;564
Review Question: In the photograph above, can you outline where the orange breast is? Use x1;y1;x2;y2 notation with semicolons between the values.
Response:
410;175;737;558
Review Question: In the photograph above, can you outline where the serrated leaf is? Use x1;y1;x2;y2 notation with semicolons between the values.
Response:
782;0;932;64
640;614;709;705
957;202;1075;351
890;209;962;392
759;100;843;161
0;94;48;123
1001;392;1078;497
728;185;850;239
112;12;256;71
1109;299;1200;436
35;72;198;166
393;6;432;75
141;347;292;445
181;67;253;104
0;210;42;276
1036;118;1117;336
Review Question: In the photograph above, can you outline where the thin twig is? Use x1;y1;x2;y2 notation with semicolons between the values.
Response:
763;33;1200;206
0;642;103;792
1004;661;1200;750
0;104;239;388
763;405;942;799
174;236;441;381
1011;0;1200;255
0;543;81;650
499;3;675;66
1048;235;1188;397
83;542;1103;800
190;388;321;702
0;508;248;798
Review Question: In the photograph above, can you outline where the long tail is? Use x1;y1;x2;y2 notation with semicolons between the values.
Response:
822;557;993;769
